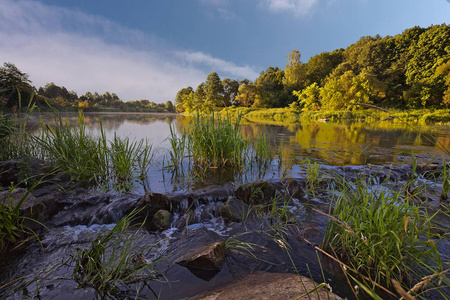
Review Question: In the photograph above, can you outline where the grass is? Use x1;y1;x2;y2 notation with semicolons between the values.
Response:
0;95;39;161
69;209;166;298
34;110;155;192
164;123;187;171
321;170;449;298
0;179;45;252
188;112;248;169
165;112;275;185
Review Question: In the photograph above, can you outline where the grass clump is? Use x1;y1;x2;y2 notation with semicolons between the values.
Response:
69;209;166;298
36;111;109;186
322;172;448;298
0;96;39;161
188;112;248;169
35;111;154;192
0;180;44;252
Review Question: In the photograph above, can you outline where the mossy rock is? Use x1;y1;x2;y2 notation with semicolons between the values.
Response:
136;192;174;224
219;197;252;222
235;181;277;205
151;209;173;231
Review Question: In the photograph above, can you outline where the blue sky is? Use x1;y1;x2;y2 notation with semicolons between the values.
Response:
1;0;449;102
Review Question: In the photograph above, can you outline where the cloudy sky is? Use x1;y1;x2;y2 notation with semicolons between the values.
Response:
1;0;449;102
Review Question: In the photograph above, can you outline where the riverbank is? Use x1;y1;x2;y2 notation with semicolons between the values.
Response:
216;106;450;125
0;157;449;299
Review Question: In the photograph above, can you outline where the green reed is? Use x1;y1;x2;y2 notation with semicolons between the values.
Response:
0;94;39;161
0;179;45;252
110;133;154;193
188;112;248;169
70;209;166;298
35;111;109;186
35;111;154;192
165;123;187;171
322;171;447;297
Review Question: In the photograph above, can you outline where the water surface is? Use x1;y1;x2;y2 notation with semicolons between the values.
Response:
42;112;450;194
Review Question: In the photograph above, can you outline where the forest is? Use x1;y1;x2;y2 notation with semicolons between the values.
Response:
175;24;450;114
0;63;175;113
1;24;449;115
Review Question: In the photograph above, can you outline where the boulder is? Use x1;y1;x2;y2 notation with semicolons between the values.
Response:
0;188;46;221
219;197;252;222
151;209;173;231
176;241;226;271
282;177;306;200
235;181;277;205
136;192;174;225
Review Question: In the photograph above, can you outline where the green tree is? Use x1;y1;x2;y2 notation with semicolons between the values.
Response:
0;62;33;107
165;100;175;112
283;50;307;91
194;82;206;111
306;49;343;85
406;24;450;85
175;86;194;112
255;66;289;107
221;78;239;106
203;72;224;111
235;83;258;107
293;82;321;111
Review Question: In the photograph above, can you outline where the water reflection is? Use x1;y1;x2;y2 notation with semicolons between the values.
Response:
33;113;450;193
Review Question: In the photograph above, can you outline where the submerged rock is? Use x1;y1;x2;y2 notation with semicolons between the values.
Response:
176;241;226;271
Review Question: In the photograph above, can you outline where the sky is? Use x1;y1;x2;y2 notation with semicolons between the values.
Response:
1;0;449;103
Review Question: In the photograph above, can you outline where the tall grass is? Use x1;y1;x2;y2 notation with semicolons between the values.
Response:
35;111;109;186
69;209;166;298
0;95;39;161
0;179;45;252
165;123;187;171
110;133;154;193
188;112;248;169
322;171;448;298
165;113;275;184
35;111;154;192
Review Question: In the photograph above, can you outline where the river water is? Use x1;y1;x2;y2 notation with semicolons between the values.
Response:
2;112;449;299
41;112;450;194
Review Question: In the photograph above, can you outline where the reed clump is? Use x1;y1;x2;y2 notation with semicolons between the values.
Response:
322;171;449;298
0;180;45;252
35;111;154;192
69;209;166;298
188;112;248;169
164;113;275;186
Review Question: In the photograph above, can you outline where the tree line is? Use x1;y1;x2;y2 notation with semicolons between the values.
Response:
0;63;175;113
175;24;450;113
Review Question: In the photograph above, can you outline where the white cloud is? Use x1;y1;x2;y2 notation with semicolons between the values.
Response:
264;0;319;16
0;0;257;102
176;51;260;79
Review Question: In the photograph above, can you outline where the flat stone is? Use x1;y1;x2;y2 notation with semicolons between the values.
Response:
187;271;342;300
176;241;226;271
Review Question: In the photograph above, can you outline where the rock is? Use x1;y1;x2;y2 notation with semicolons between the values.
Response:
140;192;173;212
235;181;277;205
136;192;174;225
282;177;306;200
151;209;173;231
0;187;46;221
0;158;50;187
176;241;226;271
219;197;252;222
187;271;341;300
